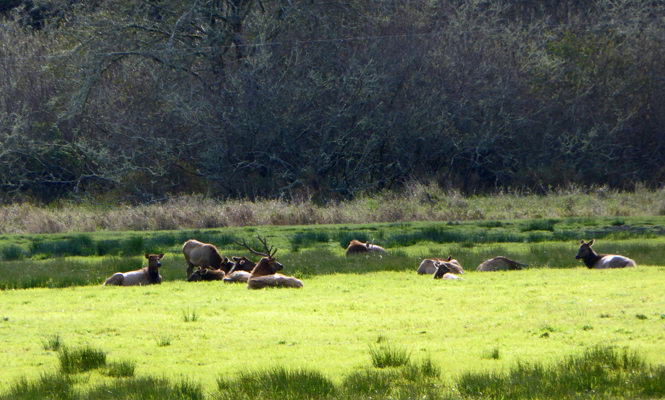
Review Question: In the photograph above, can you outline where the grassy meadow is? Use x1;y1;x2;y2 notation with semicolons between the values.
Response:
1;190;665;398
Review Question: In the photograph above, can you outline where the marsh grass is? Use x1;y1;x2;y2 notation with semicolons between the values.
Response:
217;366;336;400
457;346;652;399
0;244;27;261
182;308;199;322
58;346;107;374
155;334;172;347
105;360;136;378
41;334;63;351
369;343;411;368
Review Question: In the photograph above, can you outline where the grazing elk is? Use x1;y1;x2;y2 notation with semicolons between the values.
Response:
182;239;225;278
432;261;464;280
235;236;303;289
187;267;226;282
575;239;636;269
103;254;164;286
418;256;464;275
345;239;387;256
476;257;526;272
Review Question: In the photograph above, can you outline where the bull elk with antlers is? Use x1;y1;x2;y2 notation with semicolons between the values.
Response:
234;236;303;289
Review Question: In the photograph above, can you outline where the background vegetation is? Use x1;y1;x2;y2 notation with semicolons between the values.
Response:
1;0;664;204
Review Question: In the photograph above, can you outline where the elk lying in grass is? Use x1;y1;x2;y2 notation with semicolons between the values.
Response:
103;254;164;286
221;256;256;284
432;261;464;280
187;267;226;282
575;239;636;269
418;256;464;275
182;239;225;278
235;236;303;289
476;257;526;272
345;239;387;256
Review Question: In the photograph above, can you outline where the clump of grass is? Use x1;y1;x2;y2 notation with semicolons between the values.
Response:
155;334;172;347
58;346;107;374
217;366;335;400
369;343;411;368
289;231;331;251
636;313;648;320
85;376;204;400
0;373;73;400
1;244;27;261
457;345;651;399
482;346;501;360
40;334;62;351
521;219;559;232
182;308;199;322
106;360;136;378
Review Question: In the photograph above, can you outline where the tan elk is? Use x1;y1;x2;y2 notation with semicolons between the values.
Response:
418;256;464;275
235;236;303;289
345;239;387;256
575;239;636;269
182;239;225;278
432;261;464;280
103;254;164;286
476;257;526;272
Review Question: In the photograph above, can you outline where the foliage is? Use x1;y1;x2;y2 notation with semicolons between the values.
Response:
0;1;664;203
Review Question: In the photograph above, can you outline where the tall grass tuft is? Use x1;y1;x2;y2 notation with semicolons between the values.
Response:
105;360;136;378
0;373;73;400
289;231;331;251
217;366;336;400
85;376;204;400
182;308;199;322
1;244;27;261
369;343;411;368
41;334;63;351
457;345;654;399
58;346;107;374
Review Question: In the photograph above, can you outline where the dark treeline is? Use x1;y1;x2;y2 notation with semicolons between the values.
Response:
0;0;663;204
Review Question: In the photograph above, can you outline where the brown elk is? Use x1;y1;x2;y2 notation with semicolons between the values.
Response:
476;257;526;272
103;254;164;286
235;236;303;289
187;267;226;282
182;239;224;277
418;256;464;275
575;239;636;269
432;261;464;280
221;255;256;284
345;239;387;256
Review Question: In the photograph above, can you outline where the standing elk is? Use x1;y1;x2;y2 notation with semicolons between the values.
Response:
418;256;464;275
235;236;303;289
345;239;387;256
575;239;636;269
182;239;225;278
103;254;164;286
476;257;526;272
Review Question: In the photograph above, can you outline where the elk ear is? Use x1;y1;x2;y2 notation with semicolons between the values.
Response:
145;253;150;259
447;255;452;261
588;239;595;246
580;240;586;245
158;254;165;259
232;256;240;261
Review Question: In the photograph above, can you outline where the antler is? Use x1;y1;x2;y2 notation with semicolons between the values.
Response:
234;235;278;258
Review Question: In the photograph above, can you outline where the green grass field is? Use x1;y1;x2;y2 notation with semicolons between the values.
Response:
1;217;665;398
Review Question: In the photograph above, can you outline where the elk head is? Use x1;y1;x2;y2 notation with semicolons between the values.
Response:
234;236;282;276
575;239;595;260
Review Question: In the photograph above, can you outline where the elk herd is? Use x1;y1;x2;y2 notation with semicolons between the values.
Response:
102;237;636;287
